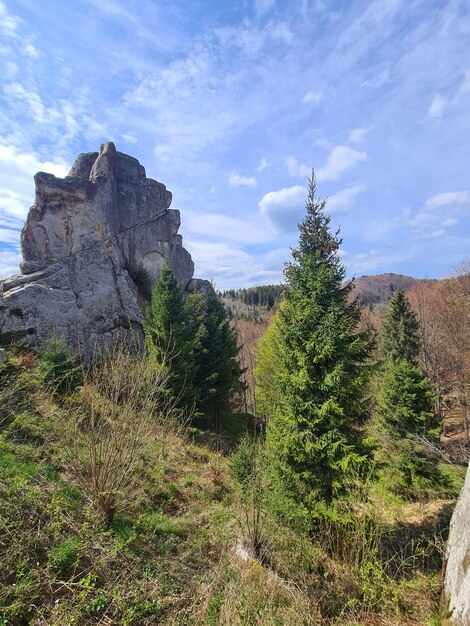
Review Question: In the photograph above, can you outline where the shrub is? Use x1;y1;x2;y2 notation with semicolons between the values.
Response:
38;337;82;396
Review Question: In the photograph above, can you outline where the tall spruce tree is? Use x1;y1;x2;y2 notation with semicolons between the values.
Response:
188;289;244;426
375;289;442;498
144;264;197;407
380;289;420;364
265;174;374;513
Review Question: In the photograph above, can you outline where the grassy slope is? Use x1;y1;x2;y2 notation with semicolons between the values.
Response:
0;350;463;626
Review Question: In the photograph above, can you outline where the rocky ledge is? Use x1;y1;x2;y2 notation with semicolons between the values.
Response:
0;142;197;355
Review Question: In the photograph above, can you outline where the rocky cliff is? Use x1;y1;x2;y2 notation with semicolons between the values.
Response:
444;462;470;625
0;142;195;354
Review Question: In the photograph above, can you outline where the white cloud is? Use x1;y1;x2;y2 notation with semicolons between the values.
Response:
256;157;270;172
316;145;366;181
301;90;323;104
0;144;68;224
229;172;257;188
258;185;306;233
122;132;138;144
349;127;370;143
286;156;310;178
0;248;21;279
427;94;447;119
184;210;273;244
327;185;364;214
426;191;470;207
0;228;21;244
254;0;275;17
349;247;414;274
409;190;470;239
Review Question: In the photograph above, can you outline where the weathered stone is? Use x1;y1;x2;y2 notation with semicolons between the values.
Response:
186;278;215;299
0;348;6;365
0;142;198;355
444;462;470;625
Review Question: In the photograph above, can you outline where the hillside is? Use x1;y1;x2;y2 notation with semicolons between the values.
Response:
222;274;424;321
346;273;423;309
0;347;463;625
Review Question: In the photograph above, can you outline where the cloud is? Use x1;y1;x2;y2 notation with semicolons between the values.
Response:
316;145;366;181
258;185;306;233
256;157;270;172
0;143;68;241
229;172;257;188
301;90;323;104
425;191;470;207
184;210;273;244
0;248;21;279
349;127;370;143
427;94;447;119
254;0;275;17
348;247;414;274
286;156;310;178
409;190;470;238
327;185;364;214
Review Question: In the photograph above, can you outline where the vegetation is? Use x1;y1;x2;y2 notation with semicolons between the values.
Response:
0;344;460;625
374;290;446;499
144;263;197;407
0;189;468;625
259;174;375;516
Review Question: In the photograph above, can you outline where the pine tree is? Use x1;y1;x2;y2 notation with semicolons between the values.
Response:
375;288;443;498
188;289;244;426
144;264;196;407
380;289;420;364
264;174;374;513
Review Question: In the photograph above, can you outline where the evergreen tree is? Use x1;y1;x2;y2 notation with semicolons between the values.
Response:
144;264;197;407
264;174;374;513
188;289;244;425
380;289;420;364
375;289;443;498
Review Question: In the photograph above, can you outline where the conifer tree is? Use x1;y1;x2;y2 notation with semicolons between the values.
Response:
375;289;442;498
144;264;196;407
188;289;244;425
265;174;374;512
380;289;420;364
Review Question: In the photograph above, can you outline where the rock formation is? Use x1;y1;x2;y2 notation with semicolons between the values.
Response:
0;142;195;354
444;462;470;625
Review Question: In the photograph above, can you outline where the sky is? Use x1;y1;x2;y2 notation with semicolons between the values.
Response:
0;0;469;289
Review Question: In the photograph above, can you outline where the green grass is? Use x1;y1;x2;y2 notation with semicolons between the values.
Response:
0;348;460;626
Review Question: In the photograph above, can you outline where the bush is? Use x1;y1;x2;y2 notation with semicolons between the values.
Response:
230;435;270;559
38;338;82;396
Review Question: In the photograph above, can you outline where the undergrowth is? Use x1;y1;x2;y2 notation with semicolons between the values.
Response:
0;347;462;625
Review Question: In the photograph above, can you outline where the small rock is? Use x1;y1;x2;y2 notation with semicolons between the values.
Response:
0;348;6;365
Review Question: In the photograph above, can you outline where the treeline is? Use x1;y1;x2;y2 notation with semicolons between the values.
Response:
221;284;286;309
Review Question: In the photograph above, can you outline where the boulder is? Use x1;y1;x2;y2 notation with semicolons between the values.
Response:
444;462;470;625
0;142;197;355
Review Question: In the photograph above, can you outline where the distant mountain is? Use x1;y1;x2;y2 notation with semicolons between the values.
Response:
224;273;433;319
345;273;423;309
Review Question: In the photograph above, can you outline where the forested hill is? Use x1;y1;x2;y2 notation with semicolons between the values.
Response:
346;272;424;309
221;273;425;320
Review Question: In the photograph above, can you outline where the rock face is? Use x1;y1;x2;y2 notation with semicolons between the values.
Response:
444;462;470;625
0;142;195;354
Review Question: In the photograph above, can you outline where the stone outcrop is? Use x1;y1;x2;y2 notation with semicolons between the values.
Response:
444;462;470;625
0;142;195;354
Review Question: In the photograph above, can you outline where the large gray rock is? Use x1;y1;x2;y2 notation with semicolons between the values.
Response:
444;462;470;625
0;142;196;355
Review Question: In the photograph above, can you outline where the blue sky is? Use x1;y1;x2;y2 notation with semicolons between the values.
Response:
0;0;469;289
